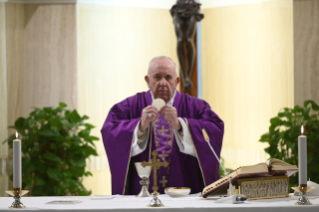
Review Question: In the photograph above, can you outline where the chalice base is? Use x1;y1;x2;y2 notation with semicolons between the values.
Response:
136;186;151;197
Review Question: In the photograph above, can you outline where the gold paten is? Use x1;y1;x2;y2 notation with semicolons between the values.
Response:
165;187;190;191
164;187;191;197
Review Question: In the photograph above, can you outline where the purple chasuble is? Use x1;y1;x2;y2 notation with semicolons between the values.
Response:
101;90;224;195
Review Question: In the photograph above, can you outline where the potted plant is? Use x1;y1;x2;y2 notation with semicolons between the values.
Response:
259;100;319;189
3;103;98;196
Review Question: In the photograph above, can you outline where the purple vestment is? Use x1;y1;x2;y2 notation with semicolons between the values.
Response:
101;90;224;195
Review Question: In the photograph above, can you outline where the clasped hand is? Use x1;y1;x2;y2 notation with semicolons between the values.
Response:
139;105;181;132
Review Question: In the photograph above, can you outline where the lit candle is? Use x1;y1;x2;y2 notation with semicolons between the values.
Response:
298;125;307;186
13;132;22;188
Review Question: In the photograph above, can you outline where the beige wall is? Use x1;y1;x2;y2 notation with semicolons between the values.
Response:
294;0;319;106
201;0;294;169
24;4;77;112
6;3;25;132
77;4;177;195
6;3;77;128
0;2;9;197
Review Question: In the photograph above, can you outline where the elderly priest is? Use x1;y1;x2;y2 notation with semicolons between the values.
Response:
101;56;224;195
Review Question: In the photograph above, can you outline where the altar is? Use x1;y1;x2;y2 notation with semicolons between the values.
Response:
0;194;319;212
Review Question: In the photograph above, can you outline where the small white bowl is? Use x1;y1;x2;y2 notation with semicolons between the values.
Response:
164;187;191;197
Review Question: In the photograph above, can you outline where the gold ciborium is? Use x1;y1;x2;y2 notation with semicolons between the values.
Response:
135;162;152;197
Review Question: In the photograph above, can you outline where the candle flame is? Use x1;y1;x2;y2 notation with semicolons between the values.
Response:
15;131;18;139
301;125;304;135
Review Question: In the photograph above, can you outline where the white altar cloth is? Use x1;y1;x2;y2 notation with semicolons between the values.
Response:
1;194;319;212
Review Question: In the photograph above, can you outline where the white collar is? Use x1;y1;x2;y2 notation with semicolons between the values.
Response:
151;90;176;106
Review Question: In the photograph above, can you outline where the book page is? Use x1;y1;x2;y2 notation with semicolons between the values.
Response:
240;163;268;173
266;158;298;171
266;158;293;166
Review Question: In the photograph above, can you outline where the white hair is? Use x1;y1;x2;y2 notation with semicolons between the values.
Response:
147;56;178;76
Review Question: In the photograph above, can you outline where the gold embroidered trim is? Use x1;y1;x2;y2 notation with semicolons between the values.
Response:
184;118;207;187
122;123;137;195
149;126;152;161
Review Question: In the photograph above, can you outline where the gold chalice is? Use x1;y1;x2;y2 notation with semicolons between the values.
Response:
135;162;152;197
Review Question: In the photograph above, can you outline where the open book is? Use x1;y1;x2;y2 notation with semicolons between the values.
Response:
201;158;298;198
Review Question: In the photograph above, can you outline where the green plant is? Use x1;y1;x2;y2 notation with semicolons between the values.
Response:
259;100;319;189
3;103;98;196
219;157;232;178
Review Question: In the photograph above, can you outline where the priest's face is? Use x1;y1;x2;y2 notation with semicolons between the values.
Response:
145;58;180;103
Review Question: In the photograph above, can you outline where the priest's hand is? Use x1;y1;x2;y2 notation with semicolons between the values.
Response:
140;105;158;132
160;105;181;130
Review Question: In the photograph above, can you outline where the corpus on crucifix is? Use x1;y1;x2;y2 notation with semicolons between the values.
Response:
170;0;204;91
142;150;169;193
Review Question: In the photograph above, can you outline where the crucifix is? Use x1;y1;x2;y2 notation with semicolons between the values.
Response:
170;0;203;96
142;150;169;207
142;150;169;193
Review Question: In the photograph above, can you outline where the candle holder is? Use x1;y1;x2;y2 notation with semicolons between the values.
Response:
291;185;314;205
148;191;164;207
6;188;29;208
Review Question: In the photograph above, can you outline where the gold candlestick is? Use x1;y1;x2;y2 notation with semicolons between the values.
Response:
141;150;169;207
6;188;29;208
291;185;314;205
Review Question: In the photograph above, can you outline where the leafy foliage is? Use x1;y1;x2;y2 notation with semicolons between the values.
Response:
219;157;232;178
259;100;319;189
3;103;98;196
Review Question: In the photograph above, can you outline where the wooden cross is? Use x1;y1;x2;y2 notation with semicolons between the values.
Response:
159;150;168;161
160;176;168;187
158;125;169;136
142;150;169;193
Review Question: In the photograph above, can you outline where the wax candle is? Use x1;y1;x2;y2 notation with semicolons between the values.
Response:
298;125;307;186
13;132;22;188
